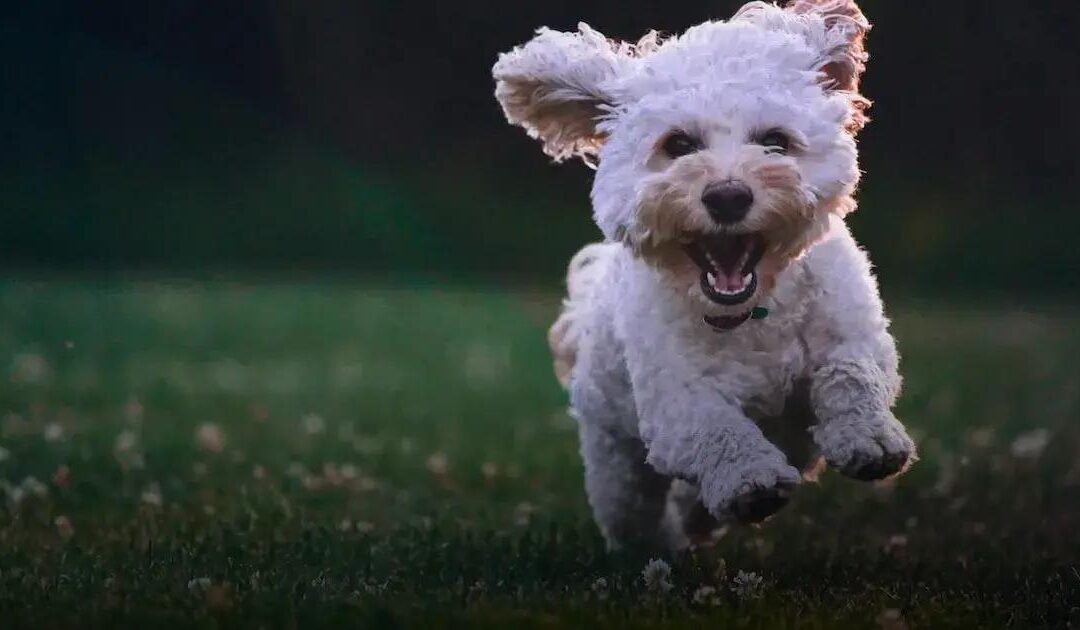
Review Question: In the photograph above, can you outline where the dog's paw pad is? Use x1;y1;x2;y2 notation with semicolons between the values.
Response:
731;485;792;524
815;411;917;481
850;449;910;481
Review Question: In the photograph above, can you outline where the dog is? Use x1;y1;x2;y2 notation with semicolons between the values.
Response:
494;0;916;551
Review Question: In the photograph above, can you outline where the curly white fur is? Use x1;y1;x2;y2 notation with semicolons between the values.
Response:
495;0;916;551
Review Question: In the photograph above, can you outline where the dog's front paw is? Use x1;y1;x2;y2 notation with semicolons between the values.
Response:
703;456;801;525
813;411;916;481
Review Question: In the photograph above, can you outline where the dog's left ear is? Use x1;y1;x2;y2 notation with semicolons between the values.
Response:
735;0;871;130
783;0;870;94
493;23;634;163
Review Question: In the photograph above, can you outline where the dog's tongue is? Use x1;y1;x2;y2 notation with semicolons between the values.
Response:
712;269;750;293
711;235;750;292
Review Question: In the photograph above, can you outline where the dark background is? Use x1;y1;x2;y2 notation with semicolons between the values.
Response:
3;1;1078;293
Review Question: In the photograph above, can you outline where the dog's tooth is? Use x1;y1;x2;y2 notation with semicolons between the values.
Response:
743;273;753;284
706;272;716;284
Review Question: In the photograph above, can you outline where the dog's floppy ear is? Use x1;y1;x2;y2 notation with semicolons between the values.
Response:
734;0;871;130
783;0;870;94
493;23;633;162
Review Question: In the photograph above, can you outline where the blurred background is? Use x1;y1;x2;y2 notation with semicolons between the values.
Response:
2;3;1080;624
3;0;1078;292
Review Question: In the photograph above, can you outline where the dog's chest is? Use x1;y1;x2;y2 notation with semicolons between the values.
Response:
615;254;815;417
698;301;809;416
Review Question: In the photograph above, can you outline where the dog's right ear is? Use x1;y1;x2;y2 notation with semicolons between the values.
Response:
493;23;632;163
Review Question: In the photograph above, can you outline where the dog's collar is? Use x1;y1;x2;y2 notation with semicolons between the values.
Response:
704;306;769;332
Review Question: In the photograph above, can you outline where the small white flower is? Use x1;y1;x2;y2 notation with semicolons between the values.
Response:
591;577;609;600
642;558;673;593
187;577;212;593
355;475;378;493
114;430;138;454
7;485;26;505
195;423;226;454
730;570;765;600
1010;429;1050;460
884;534;909;554
322;463;343;485
113;430;144;471
21;476;48;498
141;483;163;507
54;515;75;540
692;585;721;606
876;607;909;630
302;413;325;435
425;452;449;476
43;423;64;442
513;501;535;526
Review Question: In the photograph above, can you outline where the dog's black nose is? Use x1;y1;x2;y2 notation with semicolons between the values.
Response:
702;182;754;224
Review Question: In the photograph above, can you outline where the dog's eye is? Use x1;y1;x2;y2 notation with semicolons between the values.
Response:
757;129;791;152
661;132;701;159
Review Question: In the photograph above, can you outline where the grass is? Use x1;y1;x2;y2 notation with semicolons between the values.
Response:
0;279;1078;627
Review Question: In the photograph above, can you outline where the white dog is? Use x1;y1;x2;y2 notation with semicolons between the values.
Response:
494;0;916;550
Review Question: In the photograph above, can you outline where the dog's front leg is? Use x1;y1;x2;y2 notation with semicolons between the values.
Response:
803;222;916;480
634;377;801;524
809;358;915;480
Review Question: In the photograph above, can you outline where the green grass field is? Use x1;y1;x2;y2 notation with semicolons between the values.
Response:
1;280;1078;627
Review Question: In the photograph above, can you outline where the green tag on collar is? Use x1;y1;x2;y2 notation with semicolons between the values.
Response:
750;306;769;320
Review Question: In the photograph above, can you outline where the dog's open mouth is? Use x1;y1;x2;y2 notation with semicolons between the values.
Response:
683;233;766;306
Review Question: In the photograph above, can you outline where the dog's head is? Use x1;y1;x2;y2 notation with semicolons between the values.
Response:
495;0;871;313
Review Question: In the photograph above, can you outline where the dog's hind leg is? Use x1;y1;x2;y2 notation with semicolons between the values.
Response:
578;421;679;551
549;243;618;388
568;281;683;552
573;353;682;551
665;480;720;547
